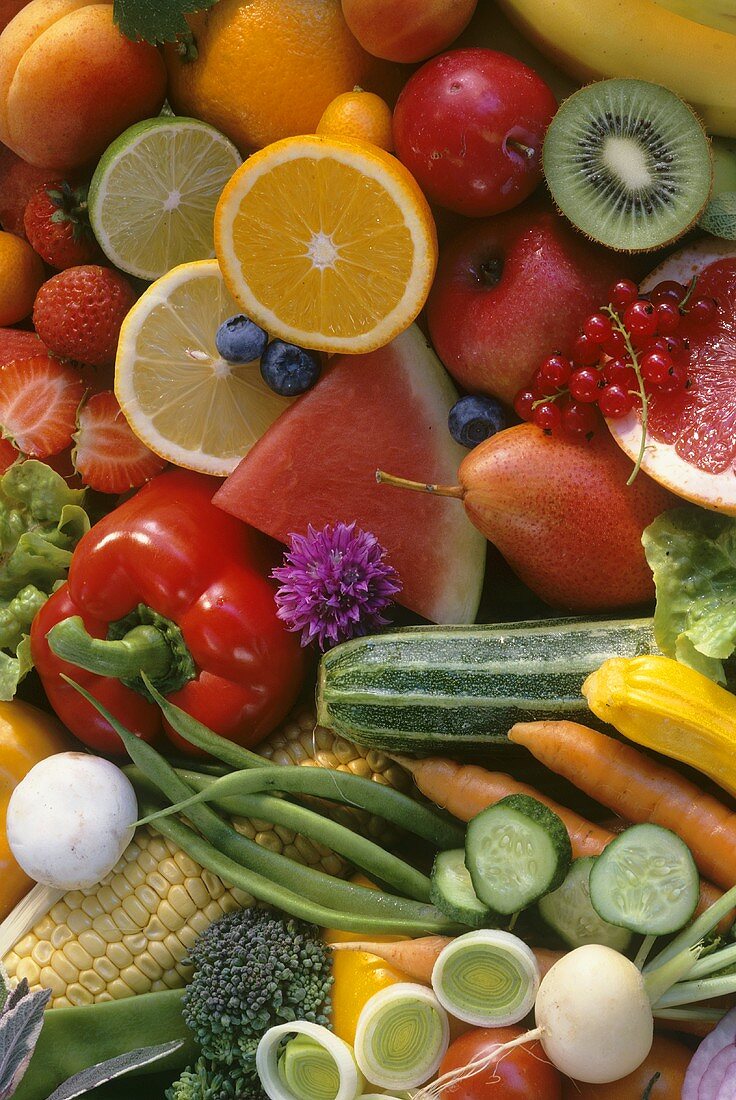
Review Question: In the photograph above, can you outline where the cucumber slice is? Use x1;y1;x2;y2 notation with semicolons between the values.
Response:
589;823;699;936
430;850;495;928
465;795;572;915
538;857;632;952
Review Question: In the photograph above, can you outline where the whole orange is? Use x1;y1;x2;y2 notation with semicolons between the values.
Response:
317;89;394;151
164;0;402;153
0;230;44;324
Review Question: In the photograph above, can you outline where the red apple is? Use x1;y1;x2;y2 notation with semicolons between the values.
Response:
426;203;631;405
393;48;557;217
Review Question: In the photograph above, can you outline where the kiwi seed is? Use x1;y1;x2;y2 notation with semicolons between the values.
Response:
542;78;712;252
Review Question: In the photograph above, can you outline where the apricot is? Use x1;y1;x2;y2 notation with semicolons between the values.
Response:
341;0;478;63
0;0;167;169
0;230;45;323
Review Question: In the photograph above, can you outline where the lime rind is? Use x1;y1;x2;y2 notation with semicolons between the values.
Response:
89;117;242;281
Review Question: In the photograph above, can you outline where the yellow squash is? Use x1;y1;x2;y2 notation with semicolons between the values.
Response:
583;655;736;797
0;700;73;920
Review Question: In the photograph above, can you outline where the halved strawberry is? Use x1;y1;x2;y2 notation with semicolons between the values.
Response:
73;391;167;494
0;327;45;366
0;355;84;457
0;437;19;473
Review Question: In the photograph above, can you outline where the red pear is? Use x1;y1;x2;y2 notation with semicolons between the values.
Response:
379;424;678;611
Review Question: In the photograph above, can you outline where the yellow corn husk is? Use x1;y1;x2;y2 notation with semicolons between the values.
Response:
583;655;736;797
3;826;253;1009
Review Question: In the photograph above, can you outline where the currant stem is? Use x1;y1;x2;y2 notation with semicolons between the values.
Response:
603;305;648;485
375;470;464;499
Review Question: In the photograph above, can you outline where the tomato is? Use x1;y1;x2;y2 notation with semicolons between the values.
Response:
560;1034;692;1100
438;1026;562;1099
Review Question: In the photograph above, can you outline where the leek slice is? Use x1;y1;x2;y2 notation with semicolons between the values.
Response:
431;929;540;1026
353;982;450;1090
256;1021;362;1100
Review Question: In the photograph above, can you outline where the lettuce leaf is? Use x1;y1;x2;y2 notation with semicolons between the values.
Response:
642;506;736;684
0;462;89;699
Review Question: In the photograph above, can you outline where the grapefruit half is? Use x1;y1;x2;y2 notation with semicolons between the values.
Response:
607;238;736;515
214;325;486;624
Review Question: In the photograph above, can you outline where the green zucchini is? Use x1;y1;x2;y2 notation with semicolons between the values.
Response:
316;616;656;755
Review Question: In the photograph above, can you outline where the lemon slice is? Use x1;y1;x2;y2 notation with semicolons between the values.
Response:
89;117;242;281
214;134;437;355
115;260;294;475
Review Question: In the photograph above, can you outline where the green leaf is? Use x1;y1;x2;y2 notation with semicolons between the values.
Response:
0;637;32;702
0;981;51;1099
642;506;736;684
45;1041;183;1100
113;0;219;45
0;588;47;651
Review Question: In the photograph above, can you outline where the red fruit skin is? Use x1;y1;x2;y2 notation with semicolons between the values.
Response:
0;326;44;364
459;423;678;611
32;265;137;368
23;183;102;269
426;205;629;405
0;436;18;472
393;48;557;217
0;143;57;237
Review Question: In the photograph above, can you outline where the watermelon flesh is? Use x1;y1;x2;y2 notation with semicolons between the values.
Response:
214;325;486;624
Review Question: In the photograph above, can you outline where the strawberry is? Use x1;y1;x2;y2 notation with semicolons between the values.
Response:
0;436;19;473
0;144;57;238
0;355;85;457
0;326;45;365
73;391;166;494
32;265;137;368
23;180;102;269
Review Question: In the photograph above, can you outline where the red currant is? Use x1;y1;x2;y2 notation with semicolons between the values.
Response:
533;401;562;432
540;354;572;388
571;333;600;367
561;398;598;437
623;299;658;339
602;330;627;358
569;367;601;403
513;388;536;420
530;368;547;395
598;384;634;418
604;358;636;389
687;296;718;324
655;301;681;335
656;362;689;394
584;312;614;345
609;278;639;312
649;280;686;305
640;349;672;386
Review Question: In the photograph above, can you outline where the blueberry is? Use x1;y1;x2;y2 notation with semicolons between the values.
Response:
260;340;321;396
448;394;506;449
215;315;269;363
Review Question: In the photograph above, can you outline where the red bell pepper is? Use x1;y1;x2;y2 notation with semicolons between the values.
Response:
31;469;307;755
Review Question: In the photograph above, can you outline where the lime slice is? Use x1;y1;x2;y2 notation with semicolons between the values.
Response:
115;260;295;475
89;117;242;281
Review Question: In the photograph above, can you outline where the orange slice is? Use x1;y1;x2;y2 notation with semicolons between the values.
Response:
214;134;437;354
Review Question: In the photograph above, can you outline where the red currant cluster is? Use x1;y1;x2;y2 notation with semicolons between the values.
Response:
513;276;718;439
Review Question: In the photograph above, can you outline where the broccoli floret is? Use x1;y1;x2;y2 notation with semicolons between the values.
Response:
166;1056;266;1100
180;908;333;1089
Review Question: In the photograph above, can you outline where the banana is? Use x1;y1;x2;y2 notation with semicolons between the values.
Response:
651;0;736;37
495;0;736;137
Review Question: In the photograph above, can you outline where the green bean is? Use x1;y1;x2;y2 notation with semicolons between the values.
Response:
126;765;432;903
142;798;464;936
66;678;455;928
137;763;464;850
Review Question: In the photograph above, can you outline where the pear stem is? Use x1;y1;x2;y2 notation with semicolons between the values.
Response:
375;470;464;499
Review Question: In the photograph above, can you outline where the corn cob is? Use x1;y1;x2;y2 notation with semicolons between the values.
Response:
4;704;411;1007
4;826;253;1009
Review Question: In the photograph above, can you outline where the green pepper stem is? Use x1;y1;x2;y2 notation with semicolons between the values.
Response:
47;616;173;682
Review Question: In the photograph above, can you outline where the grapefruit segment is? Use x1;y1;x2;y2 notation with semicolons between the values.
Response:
214;325;485;624
607;242;736;515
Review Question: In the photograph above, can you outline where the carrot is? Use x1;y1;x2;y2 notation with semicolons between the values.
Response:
328;936;564;984
394;752;727;925
509;720;736;893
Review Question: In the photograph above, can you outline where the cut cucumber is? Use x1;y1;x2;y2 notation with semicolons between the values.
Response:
430;850;495;929
589;824;699;936
465;795;572;915
538;857;632;952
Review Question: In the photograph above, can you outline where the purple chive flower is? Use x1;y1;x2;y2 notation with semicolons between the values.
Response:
271;522;402;650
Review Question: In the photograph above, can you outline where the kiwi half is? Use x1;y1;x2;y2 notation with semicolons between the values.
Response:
542;78;712;252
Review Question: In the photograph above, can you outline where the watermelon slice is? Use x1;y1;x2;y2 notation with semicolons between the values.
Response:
214;325;486;624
